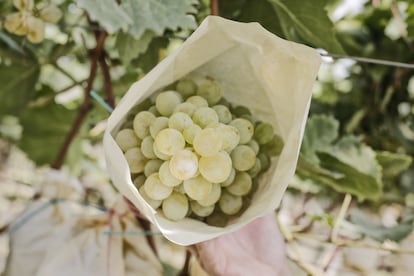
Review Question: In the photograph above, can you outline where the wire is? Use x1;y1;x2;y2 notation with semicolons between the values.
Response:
320;52;414;69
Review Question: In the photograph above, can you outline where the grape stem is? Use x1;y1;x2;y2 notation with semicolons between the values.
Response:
51;30;107;169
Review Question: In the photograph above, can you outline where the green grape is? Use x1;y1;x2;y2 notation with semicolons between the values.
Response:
197;79;221;105
176;79;197;98
169;149;199;180
153;142;170;160
219;190;243;215
248;158;262;178
149;116;169;139
190;201;214;217
155;128;185;156
212;105;232;124
141;136;156;159
240;114;255;124
193;128;223;157
206;210;228;227
230;145;256;171
133;111;156;139
261;134;284;157
162;192;189;221
144;159;163;177
198;183;221;207
168;112;193;132
174;102;197;116
124;147;147;173
192;107;219;128
254;123;274;145
155;91;182;116
183;175;212;201
174;183;186;194
247;139;260;155
217;124;240;152
183;124;202;144
221;167;235;187
199;151;232;183
148;105;160;116
138;186;162;209
115;128;140;152
186;95;208;108
229;118;254;144
258;153;270;172
133;174;146;188
226;172;252;196
231;105;251;117
143;173;173;200
159;161;182;187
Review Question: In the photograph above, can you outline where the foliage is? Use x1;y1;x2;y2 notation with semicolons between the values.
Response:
1;0;414;274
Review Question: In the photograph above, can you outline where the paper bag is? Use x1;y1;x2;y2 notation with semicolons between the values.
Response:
103;15;321;245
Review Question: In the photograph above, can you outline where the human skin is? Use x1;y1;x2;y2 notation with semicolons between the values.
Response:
194;213;290;276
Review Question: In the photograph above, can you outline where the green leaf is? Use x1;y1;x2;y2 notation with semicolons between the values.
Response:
301;115;339;162
120;0;197;37
133;37;169;73
350;209;414;242
116;31;155;66
270;0;345;53
376;151;413;179
18;103;77;165
0;32;40;116
76;0;132;33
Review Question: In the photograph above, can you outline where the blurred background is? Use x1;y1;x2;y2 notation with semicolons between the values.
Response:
1;0;414;275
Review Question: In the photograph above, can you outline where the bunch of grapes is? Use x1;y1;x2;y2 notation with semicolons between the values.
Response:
115;78;282;226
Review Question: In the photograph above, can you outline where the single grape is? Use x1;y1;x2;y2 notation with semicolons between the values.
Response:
192;107;219;128
174;102;197;116
124;147;147;173
212;105;232;124
198;183;221;207
231;105;251;117
159;161;182;187
197;79;221;105
133;111;156;139
261;134;284;156
138;186;162;209
193;128;223;157
199;151;232;183
155;91;182;116
186;95;208;108
183;124;202;144
216;123;240;152
258;153;270;172
141;136;157;159
229;118;254;144
190;201;214;217
162;192;189;221
168;112;193;132
149;116;169;139
176;79;197;98
254;123;274;145
247;139;260;155
115;129;140;152
206;210;228;227
143;173;173;200
133;174;146;188
148;105;160;116
173;183;186;194
183;175;212;201
169;149;199;180
144;159;163;177
155;128;185;156
219;190;243;215
248;158;262;178
230;145;256;171
220;167;236;187
226;172;252;196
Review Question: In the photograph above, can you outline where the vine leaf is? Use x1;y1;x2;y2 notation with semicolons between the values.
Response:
76;0;132;33
18;103;77;165
376;151;412;180
120;0;197;37
116;31;155;66
0;32;40;116
270;0;345;54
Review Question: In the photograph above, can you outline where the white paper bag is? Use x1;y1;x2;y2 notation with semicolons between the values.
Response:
104;15;321;245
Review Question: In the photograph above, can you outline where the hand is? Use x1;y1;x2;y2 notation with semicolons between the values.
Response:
194;213;289;276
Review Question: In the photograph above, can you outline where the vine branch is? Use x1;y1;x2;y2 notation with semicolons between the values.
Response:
211;0;219;16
